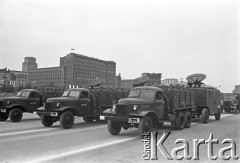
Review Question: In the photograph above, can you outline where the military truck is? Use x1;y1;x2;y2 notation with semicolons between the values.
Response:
100;74;221;136
0;89;44;122
34;87;129;129
221;93;239;114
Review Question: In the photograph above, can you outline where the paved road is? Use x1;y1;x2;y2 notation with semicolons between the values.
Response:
0;113;239;163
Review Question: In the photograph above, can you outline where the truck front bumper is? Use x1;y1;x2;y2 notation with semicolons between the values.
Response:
33;111;58;117
100;115;140;124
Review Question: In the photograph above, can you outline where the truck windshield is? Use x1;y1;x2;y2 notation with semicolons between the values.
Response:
128;89;155;100
16;90;30;98
62;90;80;98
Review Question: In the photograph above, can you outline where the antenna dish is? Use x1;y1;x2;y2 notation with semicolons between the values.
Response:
186;73;206;83
186;73;206;88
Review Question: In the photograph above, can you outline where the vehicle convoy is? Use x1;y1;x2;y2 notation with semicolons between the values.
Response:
221;93;239;114
0;89;44;122
100;74;221;136
34;80;129;129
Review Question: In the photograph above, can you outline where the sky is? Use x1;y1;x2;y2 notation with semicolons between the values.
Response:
0;0;239;93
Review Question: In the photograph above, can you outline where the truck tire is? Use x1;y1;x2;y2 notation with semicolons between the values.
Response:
9;108;23;122
201;108;209;123
176;112;184;130
41;115;54;127
0;114;8;121
184;111;191;128
83;116;94;123
138;116;153;136
60;111;74;129
107;120;121;135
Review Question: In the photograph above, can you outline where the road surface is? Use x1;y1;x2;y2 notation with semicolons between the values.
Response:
0;112;239;163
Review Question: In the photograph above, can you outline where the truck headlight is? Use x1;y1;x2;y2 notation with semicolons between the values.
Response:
133;105;138;110
56;103;61;107
6;101;11;105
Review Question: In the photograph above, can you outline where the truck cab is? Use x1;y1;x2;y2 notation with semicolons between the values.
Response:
0;89;44;122
101;86;172;136
221;93;239;114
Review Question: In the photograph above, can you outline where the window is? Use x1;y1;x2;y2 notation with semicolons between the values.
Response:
29;92;38;99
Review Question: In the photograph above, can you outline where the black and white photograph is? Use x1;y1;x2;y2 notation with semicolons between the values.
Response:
0;0;239;162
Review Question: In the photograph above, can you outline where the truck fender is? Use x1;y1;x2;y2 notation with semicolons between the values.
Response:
134;111;159;124
7;104;25;112
57;107;79;115
103;108;116;115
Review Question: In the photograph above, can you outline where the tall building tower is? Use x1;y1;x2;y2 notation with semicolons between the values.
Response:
60;52;116;88
22;57;38;72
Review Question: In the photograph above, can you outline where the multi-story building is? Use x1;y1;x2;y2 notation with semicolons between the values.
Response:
233;85;240;94
26;52;116;88
142;73;162;86
22;57;38;72
162;78;179;86
28;67;65;87
60;52;116;88
11;71;28;87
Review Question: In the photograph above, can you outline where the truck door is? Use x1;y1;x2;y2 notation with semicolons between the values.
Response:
154;91;165;120
28;92;40;112
77;91;91;115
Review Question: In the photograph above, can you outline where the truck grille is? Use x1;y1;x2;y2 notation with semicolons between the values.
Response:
45;103;53;111
115;104;129;117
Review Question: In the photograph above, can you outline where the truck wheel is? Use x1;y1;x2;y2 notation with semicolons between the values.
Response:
176;112;184;130
184;111;191;128
83;116;94;123
201;108;209;123
0;114;8;121
60;111;74;129
41;115;54;127
9;108;23;122
138;116;153;136
107;120;121;135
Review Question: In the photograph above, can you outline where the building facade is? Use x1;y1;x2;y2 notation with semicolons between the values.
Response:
11;71;28;87
22;57;38;72
60;53;116;88
142;73;162;86
233;85;240;94
28;67;65;87
161;78;179;86
26;52;116;88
